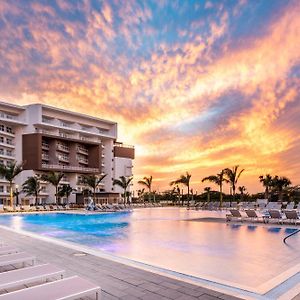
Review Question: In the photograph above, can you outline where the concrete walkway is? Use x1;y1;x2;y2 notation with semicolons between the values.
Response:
0;227;242;300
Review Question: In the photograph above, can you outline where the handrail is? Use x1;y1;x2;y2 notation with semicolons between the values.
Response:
283;229;300;243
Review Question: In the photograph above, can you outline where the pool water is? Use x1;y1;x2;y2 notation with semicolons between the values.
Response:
0;208;299;290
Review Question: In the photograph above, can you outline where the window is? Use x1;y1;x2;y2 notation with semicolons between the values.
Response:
0;148;3;155
6;186;10;193
0;125;4;132
6;160;13;167
6;127;12;133
0;160;3;165
6;150;12;156
6;138;12;145
0;137;3;143
0;186;4;193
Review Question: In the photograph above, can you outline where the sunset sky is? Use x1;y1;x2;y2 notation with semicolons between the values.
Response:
0;0;300;194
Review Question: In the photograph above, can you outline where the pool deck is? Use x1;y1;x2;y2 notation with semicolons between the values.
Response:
0;227;243;300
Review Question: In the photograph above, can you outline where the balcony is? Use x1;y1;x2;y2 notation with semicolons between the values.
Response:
77;147;88;155
77;157;88;164
57;155;69;162
41;163;100;173
0;112;26;126
0;128;14;137
57;144;70;153
42;142;49;150
42;153;49;161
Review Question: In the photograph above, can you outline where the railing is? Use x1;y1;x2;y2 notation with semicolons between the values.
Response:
0;112;17;120
77;147;88;154
42;143;49;149
114;143;134;149
0;128;15;135
56;155;69;162
57;144;70;152
42;154;49;160
77;157;88;164
42;164;99;173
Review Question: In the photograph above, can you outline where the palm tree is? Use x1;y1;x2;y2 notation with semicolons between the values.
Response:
271;176;291;201
113;176;133;205
170;172;192;206
58;184;76;205
22;176;42;206
202;170;228;208
82;174;107;203
238;186;246;202
0;162;23;207
41;171;64;204
138;176;153;203
137;188;145;203
224;166;245;205
259;174;273;200
204;187;211;203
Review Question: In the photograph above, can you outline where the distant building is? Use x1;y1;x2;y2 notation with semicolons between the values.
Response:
0;101;134;205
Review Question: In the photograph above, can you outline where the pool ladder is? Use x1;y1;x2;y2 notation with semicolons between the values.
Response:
283;229;300;243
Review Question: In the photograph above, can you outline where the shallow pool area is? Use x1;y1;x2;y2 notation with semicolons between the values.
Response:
0;208;299;294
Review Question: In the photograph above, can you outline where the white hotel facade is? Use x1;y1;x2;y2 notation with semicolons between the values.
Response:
0;101;134;205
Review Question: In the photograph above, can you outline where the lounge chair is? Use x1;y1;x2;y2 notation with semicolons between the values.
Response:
0;252;35;268
0;263;65;290
284;210;300;224
226;210;243;222
0;275;101;300
0;246;19;256
268;210;284;224
286;202;295;210
245;209;267;223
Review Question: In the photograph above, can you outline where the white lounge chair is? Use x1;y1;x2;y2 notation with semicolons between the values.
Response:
0;275;101;300
0;263;65;290
0;252;35;268
0;246;19;256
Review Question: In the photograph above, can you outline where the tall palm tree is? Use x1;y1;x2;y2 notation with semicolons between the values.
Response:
204;187;211;203
224;166;245;204
41;171;64;204
202;170;228;208
170;172;192;206
22;176;42;206
271;176;291;201
238;186;246;202
259;174;273;200
58;184;76;205
82;174;107;203
113;176;133;204
138;176;153;203
0;162;23;207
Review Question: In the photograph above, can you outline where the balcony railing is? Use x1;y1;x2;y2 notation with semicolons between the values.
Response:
57;155;69;162
42;163;99;173
57;144;70;152
42;154;49;160
77;147;88;154
0;112;17;120
114;143;134;149
42;143;49;149
77;157;88;164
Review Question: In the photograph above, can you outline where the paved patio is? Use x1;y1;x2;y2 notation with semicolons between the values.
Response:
0;227;243;300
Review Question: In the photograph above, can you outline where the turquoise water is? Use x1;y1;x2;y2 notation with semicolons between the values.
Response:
0;208;299;289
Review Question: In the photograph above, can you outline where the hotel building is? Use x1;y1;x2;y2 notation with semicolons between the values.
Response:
0;101;134;205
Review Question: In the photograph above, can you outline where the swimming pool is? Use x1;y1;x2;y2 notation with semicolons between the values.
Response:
0;208;299;294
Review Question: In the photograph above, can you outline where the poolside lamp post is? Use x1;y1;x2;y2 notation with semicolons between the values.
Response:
15;184;19;207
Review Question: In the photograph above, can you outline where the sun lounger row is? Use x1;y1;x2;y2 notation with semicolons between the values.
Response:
3;205;73;213
0;243;101;299
227;209;300;224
